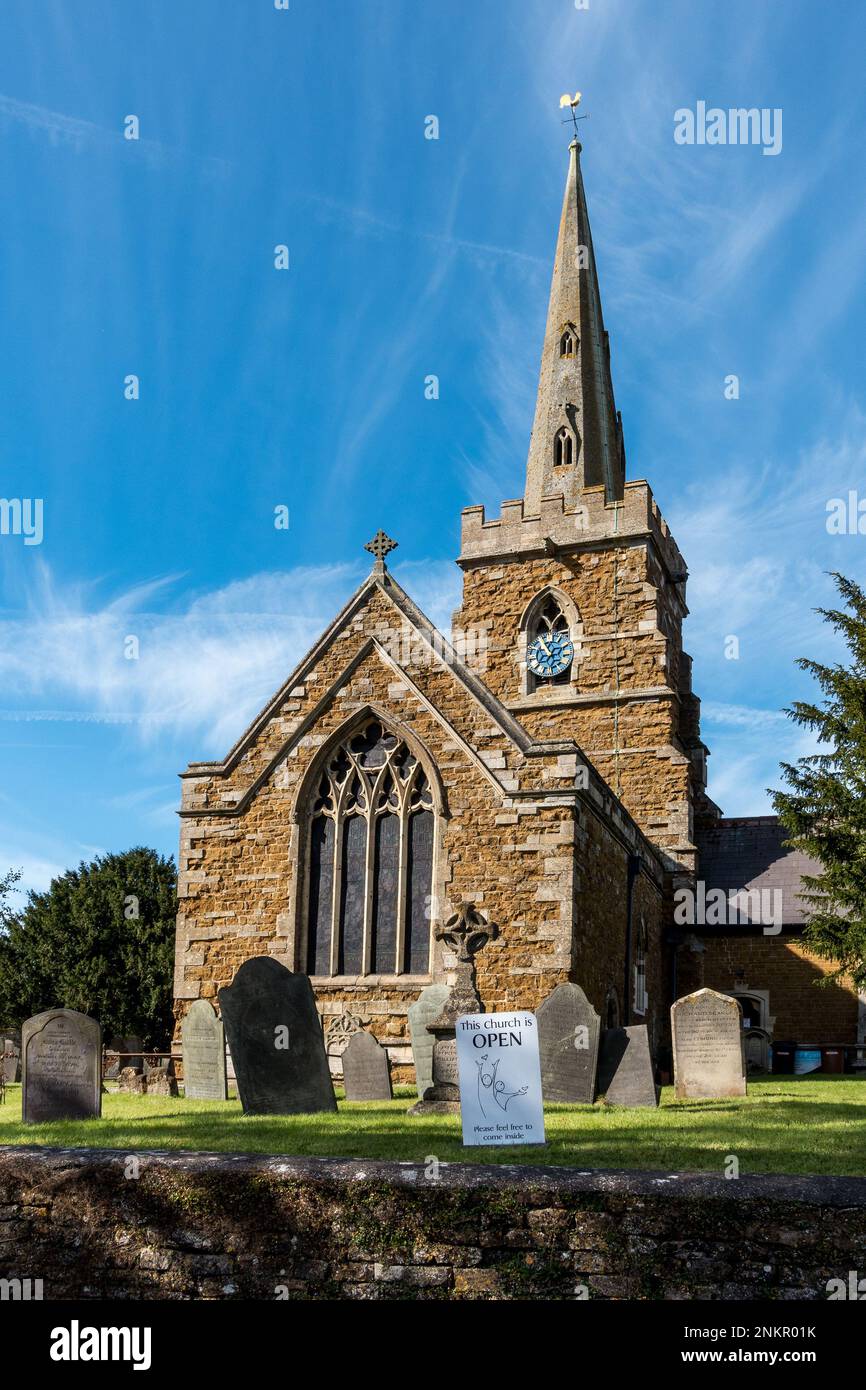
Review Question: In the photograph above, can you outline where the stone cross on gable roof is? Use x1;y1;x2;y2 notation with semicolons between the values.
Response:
364;529;398;571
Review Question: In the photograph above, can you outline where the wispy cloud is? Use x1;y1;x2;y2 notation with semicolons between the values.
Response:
0;91;229;176
702;703;789;731
670;418;866;677
0;558;461;755
458;281;544;509
703;709;822;817
303;188;545;269
672;421;866;814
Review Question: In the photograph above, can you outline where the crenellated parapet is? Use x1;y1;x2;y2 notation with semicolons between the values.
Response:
459;479;687;587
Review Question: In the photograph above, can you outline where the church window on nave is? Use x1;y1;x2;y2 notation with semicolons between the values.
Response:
554;426;573;470
633;919;649;1017
306;720;434;978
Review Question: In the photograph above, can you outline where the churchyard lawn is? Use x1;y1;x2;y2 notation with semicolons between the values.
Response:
1;1076;863;1176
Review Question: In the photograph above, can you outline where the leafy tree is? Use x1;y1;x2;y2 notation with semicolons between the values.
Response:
0;868;23;1032
0;848;177;1048
0;867;21;923
771;572;866;988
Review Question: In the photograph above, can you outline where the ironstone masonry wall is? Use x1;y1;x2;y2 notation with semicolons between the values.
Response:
455;481;708;873
174;580;668;1078
1;1148;864;1301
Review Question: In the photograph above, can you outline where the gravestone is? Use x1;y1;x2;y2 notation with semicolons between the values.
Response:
342;1029;392;1101
22;1008;101;1123
455;1011;546;1147
408;983;448;1099
108;1035;143;1073
409;903;499;1116
118;1067;146;1095
597;1025;658;1107
325;1011;364;1079
182;999;228;1100
537;983;600;1103
3;1039;21;1083
144;1060;178;1097
671;988;747;1100
218;957;336;1115
116;1059;176;1096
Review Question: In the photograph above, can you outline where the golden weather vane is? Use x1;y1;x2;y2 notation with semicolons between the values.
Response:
559;90;589;141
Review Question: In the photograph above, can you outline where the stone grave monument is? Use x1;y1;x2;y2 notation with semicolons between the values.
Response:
409;902;498;1116
597;1024;658;1107
342;1029;393;1101
408;983;449;1099
672;988;747;1100
22;1008;101;1123
218;957;336;1115
537;982;600;1103
2;1038;21;1084
325;1011;363;1081
182;999;228;1100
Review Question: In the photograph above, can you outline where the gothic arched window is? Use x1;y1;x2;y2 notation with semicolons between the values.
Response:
306;720;435;978
527;593;573;691
633;918;648;1017
559;328;577;357
554;426;573;469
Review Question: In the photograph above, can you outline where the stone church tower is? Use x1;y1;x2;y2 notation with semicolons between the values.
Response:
454;140;714;874
172;138;729;1078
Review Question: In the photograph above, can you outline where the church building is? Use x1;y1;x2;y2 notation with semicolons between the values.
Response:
173;140;864;1080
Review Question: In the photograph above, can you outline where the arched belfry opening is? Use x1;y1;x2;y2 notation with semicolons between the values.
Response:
519;588;582;695
554;426;574;470
559;325;578;357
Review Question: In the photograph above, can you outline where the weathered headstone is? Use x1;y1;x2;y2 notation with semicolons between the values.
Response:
117;1054;176;1096
144;1060;178;1097
182;999;228;1100
408;983;448;1099
325;1011;364;1079
3;1039;21;1083
118;1067;145;1095
456;1011;546;1147
342;1029;393;1101
672;988;747;1100
22;1008;101;1123
537;983;600;1103
597;1025;658;1108
108;1035;143;1073
103;1048;121;1080
409;903;499;1116
218;957;336;1115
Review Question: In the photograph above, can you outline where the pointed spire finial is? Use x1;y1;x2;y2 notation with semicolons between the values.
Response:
523;120;623;514
364;529;398;574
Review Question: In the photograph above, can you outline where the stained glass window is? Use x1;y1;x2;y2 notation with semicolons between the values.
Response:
306;720;435;976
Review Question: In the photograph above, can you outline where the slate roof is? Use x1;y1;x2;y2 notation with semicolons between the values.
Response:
696;817;822;929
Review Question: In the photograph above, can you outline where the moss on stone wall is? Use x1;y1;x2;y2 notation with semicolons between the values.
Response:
1;1147;864;1301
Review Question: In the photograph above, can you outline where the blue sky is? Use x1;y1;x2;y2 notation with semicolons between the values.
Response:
1;0;865;899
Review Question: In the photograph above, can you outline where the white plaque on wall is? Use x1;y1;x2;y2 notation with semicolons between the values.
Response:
456;1011;546;1147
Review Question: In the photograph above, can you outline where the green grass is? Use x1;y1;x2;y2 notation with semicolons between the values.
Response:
0;1077;863;1177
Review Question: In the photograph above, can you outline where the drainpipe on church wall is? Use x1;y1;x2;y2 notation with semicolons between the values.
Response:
622;853;641;1028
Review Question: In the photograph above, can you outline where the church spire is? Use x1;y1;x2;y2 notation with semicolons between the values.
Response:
523;140;624;515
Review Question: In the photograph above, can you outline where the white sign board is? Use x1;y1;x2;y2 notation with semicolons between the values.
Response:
456;1011;546;1147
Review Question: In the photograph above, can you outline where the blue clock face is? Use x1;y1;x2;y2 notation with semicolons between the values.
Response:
527;630;574;679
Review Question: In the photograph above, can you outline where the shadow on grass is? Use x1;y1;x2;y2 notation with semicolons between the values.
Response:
1;1080;865;1176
